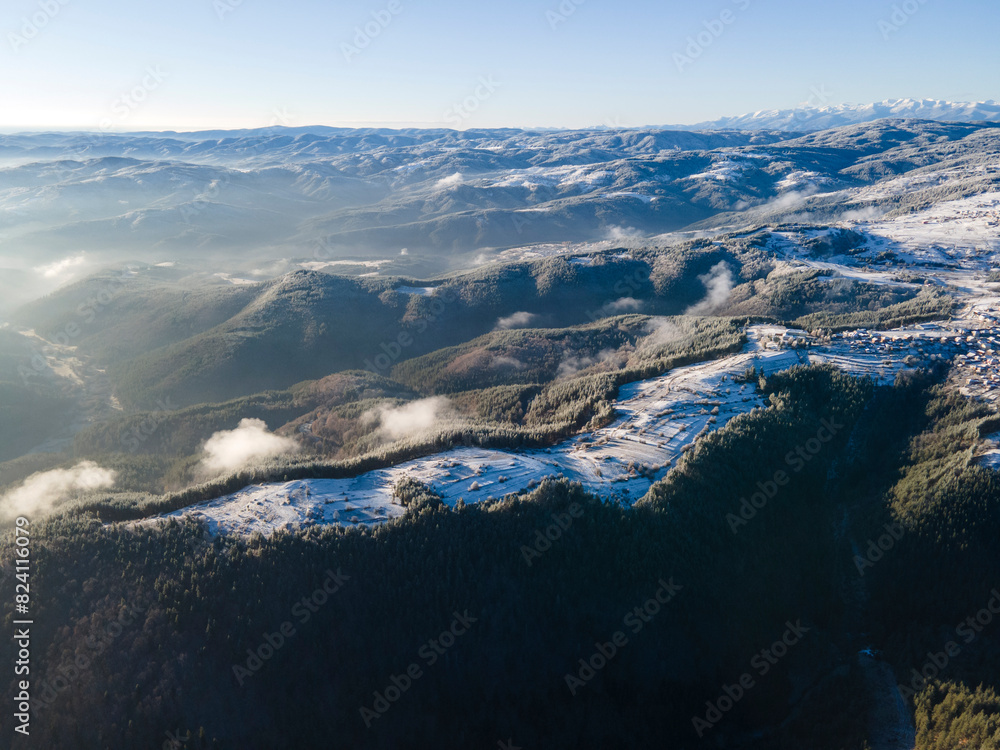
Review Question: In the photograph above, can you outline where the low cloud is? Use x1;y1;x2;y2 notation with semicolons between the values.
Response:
686;261;734;315
1;461;116;521
761;186;821;214
490;355;524;370
34;254;86;280
603;297;644;315
373;397;454;441
556;348;622;379
605;225;642;241
495;311;539;330
639;318;685;353
247;259;293;277
435;172;464;190
199;418;299;476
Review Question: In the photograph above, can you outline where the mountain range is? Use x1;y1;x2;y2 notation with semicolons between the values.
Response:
1;116;998;316
672;98;1000;131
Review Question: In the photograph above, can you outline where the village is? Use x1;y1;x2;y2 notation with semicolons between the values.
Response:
953;304;1000;398
757;307;1000;401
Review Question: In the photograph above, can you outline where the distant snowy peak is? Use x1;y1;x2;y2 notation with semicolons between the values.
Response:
678;99;1000;132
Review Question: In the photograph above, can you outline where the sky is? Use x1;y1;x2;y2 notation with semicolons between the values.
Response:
1;0;997;131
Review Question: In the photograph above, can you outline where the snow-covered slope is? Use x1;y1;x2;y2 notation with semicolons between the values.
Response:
145;318;977;538
676;99;1000;132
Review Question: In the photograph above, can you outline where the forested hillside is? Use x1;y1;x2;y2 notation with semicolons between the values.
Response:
8;232;944;412
3;366;998;749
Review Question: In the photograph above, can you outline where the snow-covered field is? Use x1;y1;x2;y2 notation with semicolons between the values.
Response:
768;187;1000;272
145;336;798;536
858;192;1000;258
145;321;963;537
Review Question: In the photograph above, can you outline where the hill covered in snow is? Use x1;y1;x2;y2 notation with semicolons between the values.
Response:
673;99;1000;132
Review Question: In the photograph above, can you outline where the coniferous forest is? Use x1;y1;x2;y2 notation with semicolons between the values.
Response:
3;365;1000;749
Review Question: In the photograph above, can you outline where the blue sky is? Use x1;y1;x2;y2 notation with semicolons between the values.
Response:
1;0;997;131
